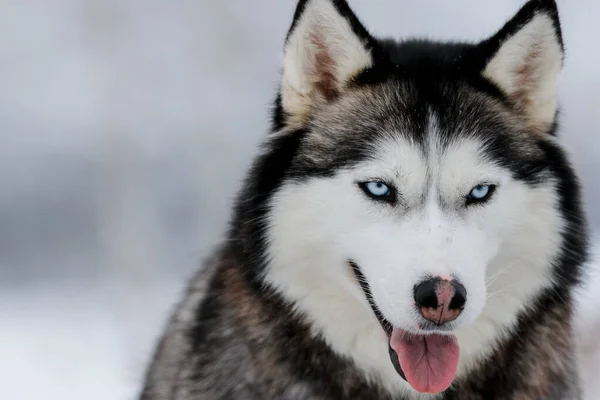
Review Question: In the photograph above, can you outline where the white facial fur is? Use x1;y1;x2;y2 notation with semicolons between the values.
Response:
263;120;564;397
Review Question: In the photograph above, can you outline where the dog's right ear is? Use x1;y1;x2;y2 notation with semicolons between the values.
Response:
279;0;376;128
479;0;564;133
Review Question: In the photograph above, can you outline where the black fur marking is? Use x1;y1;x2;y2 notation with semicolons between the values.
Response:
229;131;307;287
538;139;589;288
357;39;508;102
270;93;286;132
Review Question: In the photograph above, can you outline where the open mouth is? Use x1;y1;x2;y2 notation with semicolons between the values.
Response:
349;262;460;394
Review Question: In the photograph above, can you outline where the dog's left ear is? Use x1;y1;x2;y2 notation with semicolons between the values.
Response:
481;0;564;133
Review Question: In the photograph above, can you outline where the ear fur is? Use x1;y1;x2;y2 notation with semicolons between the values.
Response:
280;0;376;128
481;0;564;133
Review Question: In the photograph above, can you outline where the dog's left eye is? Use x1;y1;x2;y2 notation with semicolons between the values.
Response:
466;184;496;205
359;181;396;204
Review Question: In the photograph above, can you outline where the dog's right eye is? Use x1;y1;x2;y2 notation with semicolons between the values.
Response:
358;181;396;204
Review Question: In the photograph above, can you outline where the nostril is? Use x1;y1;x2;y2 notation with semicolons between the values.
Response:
449;280;467;311
413;278;441;308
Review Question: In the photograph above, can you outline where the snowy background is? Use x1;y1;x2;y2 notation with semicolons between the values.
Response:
1;1;598;399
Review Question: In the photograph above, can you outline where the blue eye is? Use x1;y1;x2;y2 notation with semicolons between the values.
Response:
365;181;390;197
470;185;489;199
365;182;390;197
359;181;396;203
466;184;496;205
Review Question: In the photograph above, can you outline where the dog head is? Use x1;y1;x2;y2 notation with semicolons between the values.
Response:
232;0;588;395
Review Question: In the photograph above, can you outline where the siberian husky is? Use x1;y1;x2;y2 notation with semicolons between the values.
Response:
141;0;590;398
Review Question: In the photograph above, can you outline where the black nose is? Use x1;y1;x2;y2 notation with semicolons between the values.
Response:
413;277;467;325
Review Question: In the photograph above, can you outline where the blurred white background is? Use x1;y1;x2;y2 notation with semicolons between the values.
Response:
0;1;598;399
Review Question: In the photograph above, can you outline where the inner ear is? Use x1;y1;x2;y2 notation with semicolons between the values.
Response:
480;1;564;133
280;0;377;128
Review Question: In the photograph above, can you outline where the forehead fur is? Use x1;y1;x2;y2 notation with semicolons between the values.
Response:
292;72;545;184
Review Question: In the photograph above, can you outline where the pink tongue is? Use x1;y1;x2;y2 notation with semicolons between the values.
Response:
390;328;460;394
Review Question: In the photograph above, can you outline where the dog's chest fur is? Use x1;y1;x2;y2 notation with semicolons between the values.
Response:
140;247;581;400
